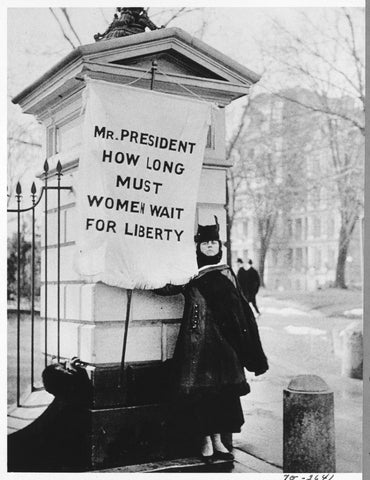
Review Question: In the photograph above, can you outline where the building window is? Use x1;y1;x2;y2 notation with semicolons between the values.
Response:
243;219;249;237
286;249;293;267
272;249;279;267
320;187;327;207
313;217;321;238
327;217;335;237
55;115;82;154
287;219;293;238
295;248;303;270
327;248;336;268
295;218;302;241
314;248;321;269
308;185;321;208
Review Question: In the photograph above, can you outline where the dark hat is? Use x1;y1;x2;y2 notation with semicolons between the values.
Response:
194;216;220;243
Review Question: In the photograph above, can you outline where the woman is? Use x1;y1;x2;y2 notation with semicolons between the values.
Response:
157;217;268;462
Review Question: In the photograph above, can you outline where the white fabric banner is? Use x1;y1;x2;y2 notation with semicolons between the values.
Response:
75;80;212;289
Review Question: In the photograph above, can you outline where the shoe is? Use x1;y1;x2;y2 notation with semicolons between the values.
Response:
200;454;214;464
213;450;234;461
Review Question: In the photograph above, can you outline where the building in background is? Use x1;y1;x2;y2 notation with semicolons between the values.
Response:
230;89;363;291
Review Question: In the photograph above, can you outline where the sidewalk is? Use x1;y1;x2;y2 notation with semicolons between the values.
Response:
233;293;363;473
8;391;281;474
99;449;281;473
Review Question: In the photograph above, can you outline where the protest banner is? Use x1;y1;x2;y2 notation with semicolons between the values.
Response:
75;79;212;289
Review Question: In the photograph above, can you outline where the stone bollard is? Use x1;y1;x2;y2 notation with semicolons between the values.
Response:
283;375;335;473
340;321;363;379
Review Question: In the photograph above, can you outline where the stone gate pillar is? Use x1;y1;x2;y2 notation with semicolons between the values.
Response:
13;26;260;468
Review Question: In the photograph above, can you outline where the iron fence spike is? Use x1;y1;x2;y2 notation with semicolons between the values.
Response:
16;182;22;195
43;159;49;174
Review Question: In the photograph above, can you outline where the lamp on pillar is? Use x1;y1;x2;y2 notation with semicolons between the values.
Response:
94;7;162;42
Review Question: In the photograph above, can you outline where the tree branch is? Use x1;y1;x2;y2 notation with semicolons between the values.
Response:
49;8;77;50
343;8;365;104
273;91;364;135
8;137;42;148
226;100;251;160
61;8;82;46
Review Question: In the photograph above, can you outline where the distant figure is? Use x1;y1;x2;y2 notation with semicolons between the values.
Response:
237;259;261;316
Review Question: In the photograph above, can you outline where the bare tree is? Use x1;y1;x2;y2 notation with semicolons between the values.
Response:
266;8;364;135
228;93;310;285
148;7;202;28
225;99;253;266
324;116;364;288
7;117;42;207
49;8;80;50
260;7;365;288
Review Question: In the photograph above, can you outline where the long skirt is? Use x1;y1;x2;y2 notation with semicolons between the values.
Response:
173;390;244;437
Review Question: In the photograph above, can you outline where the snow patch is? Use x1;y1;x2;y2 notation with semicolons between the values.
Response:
263;307;309;317
343;308;363;317
285;325;327;336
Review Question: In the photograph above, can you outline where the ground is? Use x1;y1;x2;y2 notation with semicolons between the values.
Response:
7;287;363;472
234;287;363;473
262;286;362;317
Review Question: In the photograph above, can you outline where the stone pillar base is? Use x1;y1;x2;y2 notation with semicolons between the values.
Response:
83;359;198;469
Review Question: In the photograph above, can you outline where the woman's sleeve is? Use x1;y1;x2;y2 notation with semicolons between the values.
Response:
153;284;185;296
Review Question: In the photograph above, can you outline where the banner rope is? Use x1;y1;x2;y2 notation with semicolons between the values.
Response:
122;66;153;86
81;67;218;106
157;68;216;105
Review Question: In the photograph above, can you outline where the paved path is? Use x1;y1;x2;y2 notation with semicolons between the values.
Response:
99;449;281;473
234;296;362;473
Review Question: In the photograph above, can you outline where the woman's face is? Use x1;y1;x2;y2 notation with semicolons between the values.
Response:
199;240;220;256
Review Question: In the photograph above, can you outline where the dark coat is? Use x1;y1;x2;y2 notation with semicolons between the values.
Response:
158;264;268;399
237;266;260;298
8;365;92;472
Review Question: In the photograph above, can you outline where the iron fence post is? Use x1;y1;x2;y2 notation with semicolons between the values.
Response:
43;160;49;368
16;182;22;407
31;182;36;390
56;161;62;362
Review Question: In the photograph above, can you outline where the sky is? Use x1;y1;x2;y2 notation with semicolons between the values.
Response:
6;4;365;138
7;3;365;96
4;2;364;198
4;3;365;213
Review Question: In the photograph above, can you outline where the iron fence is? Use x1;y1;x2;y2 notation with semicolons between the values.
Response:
7;160;72;407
